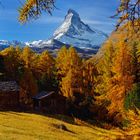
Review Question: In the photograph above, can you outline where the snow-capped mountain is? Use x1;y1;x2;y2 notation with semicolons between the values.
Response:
0;9;108;58
29;9;107;51
52;9;107;49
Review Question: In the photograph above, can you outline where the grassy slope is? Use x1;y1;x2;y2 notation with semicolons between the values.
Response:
0;112;127;140
1;111;140;140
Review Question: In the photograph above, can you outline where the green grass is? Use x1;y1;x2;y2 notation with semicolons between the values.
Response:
0;111;131;140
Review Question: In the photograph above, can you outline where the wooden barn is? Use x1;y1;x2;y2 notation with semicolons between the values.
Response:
32;91;66;114
0;81;20;109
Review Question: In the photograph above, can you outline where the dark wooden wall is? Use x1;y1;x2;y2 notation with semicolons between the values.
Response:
0;91;19;109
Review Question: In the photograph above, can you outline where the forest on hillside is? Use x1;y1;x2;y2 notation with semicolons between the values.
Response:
0;0;140;134
0;23;140;128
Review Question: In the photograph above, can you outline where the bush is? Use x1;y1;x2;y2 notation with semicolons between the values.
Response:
120;119;130;128
113;112;130;128
124;83;140;110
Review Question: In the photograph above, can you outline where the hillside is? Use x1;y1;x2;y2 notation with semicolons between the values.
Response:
0;112;140;140
0;112;128;140
96;24;140;59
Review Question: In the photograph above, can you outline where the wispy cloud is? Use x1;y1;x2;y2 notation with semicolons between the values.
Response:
0;9;18;21
84;19;115;26
36;16;63;24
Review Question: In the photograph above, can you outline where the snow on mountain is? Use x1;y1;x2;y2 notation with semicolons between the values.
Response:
27;39;65;48
52;9;108;49
0;40;26;50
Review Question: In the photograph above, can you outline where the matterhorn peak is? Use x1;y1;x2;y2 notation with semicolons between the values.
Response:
52;9;107;49
53;9;82;38
67;9;80;17
4;9;107;58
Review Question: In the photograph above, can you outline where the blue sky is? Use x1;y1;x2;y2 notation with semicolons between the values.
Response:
0;0;119;42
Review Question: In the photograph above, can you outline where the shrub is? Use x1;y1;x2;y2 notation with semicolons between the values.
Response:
120;119;131;128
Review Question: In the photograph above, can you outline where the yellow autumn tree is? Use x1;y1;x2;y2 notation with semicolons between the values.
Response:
114;0;140;29
38;51;55;78
19;68;38;107
107;40;134;115
35;50;56;90
0;46;22;80
56;46;68;78
21;46;37;69
82;60;98;97
19;0;55;23
19;47;38;106
60;47;82;98
96;40;116;95
61;70;73;98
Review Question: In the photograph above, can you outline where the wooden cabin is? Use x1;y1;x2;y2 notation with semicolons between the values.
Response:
32;91;66;114
0;81;20;109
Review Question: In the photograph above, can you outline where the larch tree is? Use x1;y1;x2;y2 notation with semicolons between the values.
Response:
0;46;22;80
96;40;116;96
107;40;134;115
59;47;82;98
81;60;98;114
113;0;140;30
35;50;56;90
19;0;55;23
21;46;37;69
82;60;98;97
19;46;38;106
61;69;74;99
56;46;68;78
19;68;38;106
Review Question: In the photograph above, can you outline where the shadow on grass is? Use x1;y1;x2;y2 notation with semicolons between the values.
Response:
0;109;77;135
51;123;76;134
0;109;75;126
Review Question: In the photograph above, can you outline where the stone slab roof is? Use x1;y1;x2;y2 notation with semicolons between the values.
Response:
32;91;55;100
0;81;19;92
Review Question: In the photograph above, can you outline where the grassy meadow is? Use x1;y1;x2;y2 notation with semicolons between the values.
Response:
0;111;140;140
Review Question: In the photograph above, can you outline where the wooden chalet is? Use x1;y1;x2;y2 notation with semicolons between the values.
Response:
32;91;66;114
0;81;20;109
